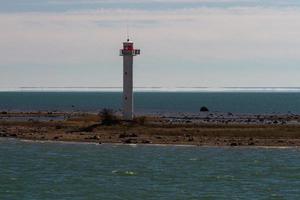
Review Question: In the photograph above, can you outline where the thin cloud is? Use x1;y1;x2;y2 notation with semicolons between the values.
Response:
1;4;300;87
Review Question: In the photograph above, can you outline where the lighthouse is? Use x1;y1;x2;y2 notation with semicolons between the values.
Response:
120;38;140;120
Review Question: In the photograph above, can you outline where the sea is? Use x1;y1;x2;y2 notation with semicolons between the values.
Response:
0;88;300;114
1;89;300;199
1;138;300;199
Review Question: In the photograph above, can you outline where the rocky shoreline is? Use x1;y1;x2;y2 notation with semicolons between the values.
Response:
1;112;300;146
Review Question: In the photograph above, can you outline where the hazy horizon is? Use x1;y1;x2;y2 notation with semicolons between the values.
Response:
2;86;300;93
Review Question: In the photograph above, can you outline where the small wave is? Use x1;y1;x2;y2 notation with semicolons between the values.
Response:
112;170;137;176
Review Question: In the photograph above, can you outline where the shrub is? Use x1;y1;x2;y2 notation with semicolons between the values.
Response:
99;109;119;125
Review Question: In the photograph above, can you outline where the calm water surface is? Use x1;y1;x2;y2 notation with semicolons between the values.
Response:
1;92;300;114
1;139;300;199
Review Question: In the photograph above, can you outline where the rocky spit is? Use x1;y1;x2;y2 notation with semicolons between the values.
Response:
1;111;300;146
160;112;300;125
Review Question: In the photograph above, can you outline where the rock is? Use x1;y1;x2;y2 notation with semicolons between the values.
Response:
119;133;127;138
248;142;255;146
53;136;59;140
128;133;138;137
185;135;194;141
92;135;100;140
230;142;237;146
119;133;137;138
0;133;7;137
124;139;131;144
141;140;151;144
55;125;62;129
172;138;179;142
9;133;17;137
123;138;137;144
200;106;209;112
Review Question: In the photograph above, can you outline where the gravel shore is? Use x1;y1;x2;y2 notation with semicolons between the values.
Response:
1;112;300;146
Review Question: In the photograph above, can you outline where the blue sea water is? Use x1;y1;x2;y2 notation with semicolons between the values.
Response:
1;139;300;199
0;92;300;114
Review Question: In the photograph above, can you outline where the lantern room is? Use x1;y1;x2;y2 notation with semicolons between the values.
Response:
123;41;133;50
120;39;140;56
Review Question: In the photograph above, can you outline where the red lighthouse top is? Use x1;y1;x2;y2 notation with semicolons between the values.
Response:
120;38;140;56
123;39;134;51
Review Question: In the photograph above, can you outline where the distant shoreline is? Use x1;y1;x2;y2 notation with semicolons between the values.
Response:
1;87;300;92
1;112;300;147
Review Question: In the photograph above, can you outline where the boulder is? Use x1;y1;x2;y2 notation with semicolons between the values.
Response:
141;140;151;144
123;138;137;144
230;142;237;146
9;133;17;137
0;132;7;137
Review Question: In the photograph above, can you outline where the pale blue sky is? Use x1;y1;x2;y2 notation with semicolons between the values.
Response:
1;0;300;88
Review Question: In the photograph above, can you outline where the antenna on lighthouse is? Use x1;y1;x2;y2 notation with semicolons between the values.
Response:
126;23;129;41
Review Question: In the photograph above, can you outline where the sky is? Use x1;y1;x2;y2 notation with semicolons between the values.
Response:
1;0;300;89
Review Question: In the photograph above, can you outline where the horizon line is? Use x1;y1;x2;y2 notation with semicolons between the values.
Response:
1;87;300;92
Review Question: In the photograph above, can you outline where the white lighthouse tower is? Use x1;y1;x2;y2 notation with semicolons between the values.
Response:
120;38;140;120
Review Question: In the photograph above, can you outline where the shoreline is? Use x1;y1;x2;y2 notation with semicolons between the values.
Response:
1;112;300;147
2;137;300;149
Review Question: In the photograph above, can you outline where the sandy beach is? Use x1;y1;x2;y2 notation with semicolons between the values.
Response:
1;111;300;146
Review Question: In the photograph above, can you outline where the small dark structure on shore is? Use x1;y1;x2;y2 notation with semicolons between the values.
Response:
200;106;209;112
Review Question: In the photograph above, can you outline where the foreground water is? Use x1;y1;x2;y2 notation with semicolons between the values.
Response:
1;91;300;114
1;139;300;199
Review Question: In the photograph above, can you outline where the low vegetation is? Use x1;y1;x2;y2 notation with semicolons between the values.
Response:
99;108;120;125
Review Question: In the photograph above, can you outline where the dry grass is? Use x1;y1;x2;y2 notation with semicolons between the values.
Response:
1;112;300;146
